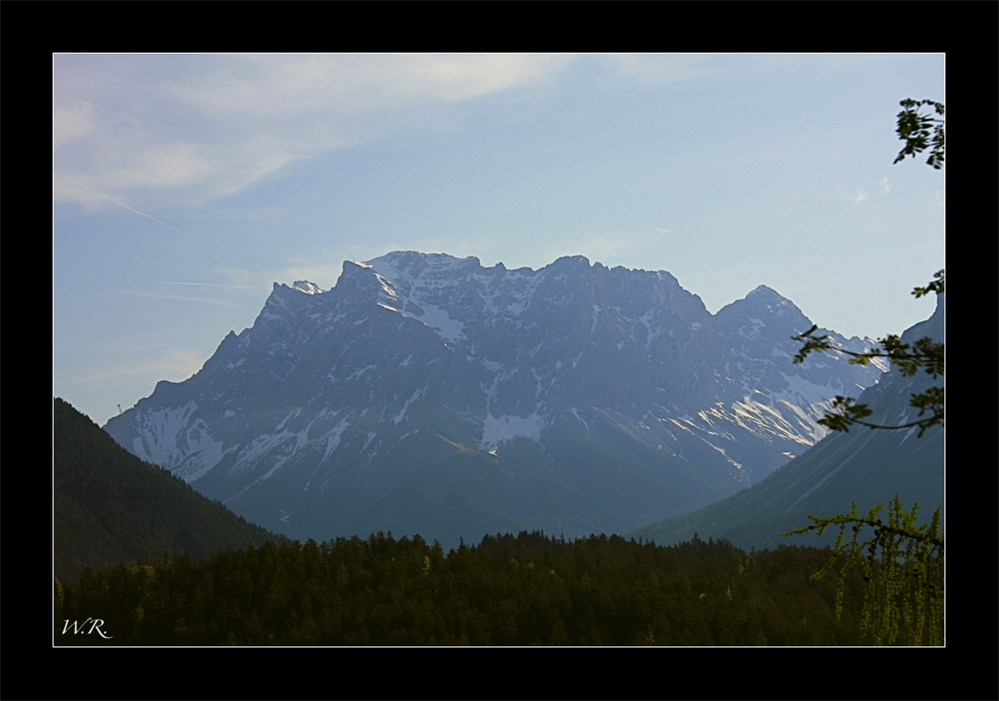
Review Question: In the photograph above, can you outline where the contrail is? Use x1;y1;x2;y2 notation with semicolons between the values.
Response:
58;173;181;233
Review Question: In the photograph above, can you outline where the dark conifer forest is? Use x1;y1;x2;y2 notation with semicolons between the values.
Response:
57;529;879;646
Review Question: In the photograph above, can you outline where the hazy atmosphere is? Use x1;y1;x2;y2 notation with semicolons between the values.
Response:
53;53;945;426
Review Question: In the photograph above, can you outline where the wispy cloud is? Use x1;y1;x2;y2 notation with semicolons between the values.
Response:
120;289;237;306
879;176;891;196
598;54;715;85
164;281;259;289
67;349;207;386
176;54;571;117
849;189;867;204
54;54;575;212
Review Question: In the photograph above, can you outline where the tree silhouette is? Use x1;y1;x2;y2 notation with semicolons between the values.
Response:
790;269;943;437
893;98;945;170
791;98;944;437
783;98;945;645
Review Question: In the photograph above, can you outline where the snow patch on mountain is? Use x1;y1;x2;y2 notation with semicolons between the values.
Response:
393;385;428;425
322;417;352;464
481;411;546;451
292;281;324;295
130;401;224;482
412;302;466;343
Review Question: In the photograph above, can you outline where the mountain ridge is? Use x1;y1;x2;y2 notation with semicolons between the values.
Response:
104;251;886;548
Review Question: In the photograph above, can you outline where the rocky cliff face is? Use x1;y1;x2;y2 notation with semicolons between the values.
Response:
104;251;885;546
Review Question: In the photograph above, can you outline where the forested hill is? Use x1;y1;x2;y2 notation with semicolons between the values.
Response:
54;397;288;585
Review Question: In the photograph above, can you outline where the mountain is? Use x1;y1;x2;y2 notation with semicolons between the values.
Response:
627;293;944;551
104;251;885;549
55;397;287;585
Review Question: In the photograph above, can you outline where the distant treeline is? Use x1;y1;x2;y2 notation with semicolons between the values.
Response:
56;530;876;646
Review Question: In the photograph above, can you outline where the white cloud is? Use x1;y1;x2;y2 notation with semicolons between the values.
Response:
69;348;207;386
598;54;715;85
54;54;574;211
170;55;544;118
53;99;100;150
879;176;891;196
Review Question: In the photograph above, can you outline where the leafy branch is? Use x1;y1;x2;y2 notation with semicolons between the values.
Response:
790;270;943;437
894;98;945;170
912;269;945;298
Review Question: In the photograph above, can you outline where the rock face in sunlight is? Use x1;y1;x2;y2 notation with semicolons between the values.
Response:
104;251;885;548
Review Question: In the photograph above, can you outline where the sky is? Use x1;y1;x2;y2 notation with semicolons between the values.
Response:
53;53;945;426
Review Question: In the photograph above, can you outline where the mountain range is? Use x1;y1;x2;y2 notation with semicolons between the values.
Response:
104;251;887;548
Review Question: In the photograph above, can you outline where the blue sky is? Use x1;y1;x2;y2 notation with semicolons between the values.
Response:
54;54;945;426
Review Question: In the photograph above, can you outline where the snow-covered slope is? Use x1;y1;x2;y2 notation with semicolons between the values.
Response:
104;251;885;546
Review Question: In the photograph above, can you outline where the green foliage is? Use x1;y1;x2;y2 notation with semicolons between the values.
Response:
893;98;945;170
781;497;942;645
